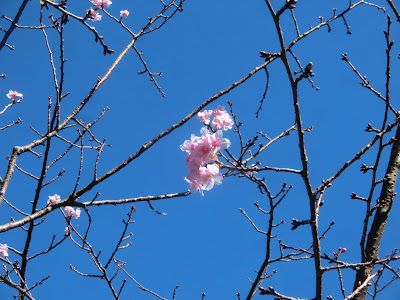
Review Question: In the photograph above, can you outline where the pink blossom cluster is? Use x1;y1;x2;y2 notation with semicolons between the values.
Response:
47;194;61;205
86;1;129;22
93;0;112;8
65;206;81;219
0;243;8;258
197;105;234;131
86;8;102;22
338;247;347;253
181;125;231;195
7;90;23;103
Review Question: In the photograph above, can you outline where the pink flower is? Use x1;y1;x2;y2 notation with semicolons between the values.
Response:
181;125;231;195
65;206;81;219
47;194;61;205
7;90;23;103
120;10;130;18
0;243;8;258
72;208;81;219
93;0;112;8
65;227;69;234
185;178;204;196
211;108;233;131
209;130;231;153
102;0;112;7
198;109;213;125
93;0;102;8
180;134;200;153
340;247;347;253
197;164;223;191
86;8;102;22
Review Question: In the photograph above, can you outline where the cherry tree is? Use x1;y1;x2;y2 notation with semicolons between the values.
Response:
0;0;399;299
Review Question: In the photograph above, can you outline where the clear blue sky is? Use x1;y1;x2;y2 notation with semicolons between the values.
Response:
0;0;399;299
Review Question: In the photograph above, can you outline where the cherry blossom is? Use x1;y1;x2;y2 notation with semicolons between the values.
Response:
86;8;102;22
47;194;61;205
65;206;81;219
211;106;233;131
0;243;8;258
6;90;23;103
72;208;81;219
209;130;231;153
197;164;223;191
198;109;213;125
120;10;130;18
93;0;102;8
102;0;112;7
181;115;232;195
65;227;69;234
197;106;233;131
93;0;112;8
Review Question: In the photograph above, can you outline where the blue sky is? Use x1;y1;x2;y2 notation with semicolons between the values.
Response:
0;0;400;299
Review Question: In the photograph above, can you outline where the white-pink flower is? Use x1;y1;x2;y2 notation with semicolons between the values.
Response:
47;194;61;205
185;178;204;196
180;134;200;153
93;0;102;8
209;130;231;153
93;0;112;8
120;10;130;18
86;8;102;22
197;164;223;191
65;206;73;215
102;0;112;7
211;106;233;131
65;206;81;219
181;123;231;195
0;243;9;258
65;227;69;234
72;208;81;219
198;109;213;125
7;90;23;102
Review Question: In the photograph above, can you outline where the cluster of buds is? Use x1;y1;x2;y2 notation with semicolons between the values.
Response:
334;247;347;259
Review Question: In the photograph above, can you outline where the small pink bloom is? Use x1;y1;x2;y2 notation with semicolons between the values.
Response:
93;0;111;8
65;206;74;215
86;8;102;22
93;0;102;8
198;110;213;125
120;10;130;18
341;247;347;253
65;206;81;219
47;194;61;205
65;227;69;234
197;164;223;191
102;0;112;8
180;134;200;153
7;90;23;103
0;243;9;258
210;106;233;131
210;130;231;153
185;178;204;196
72;208;81;219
